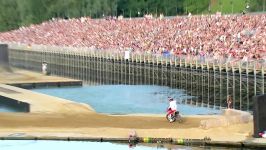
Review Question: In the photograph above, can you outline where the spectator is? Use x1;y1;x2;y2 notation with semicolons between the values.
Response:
0;13;265;63
227;95;233;109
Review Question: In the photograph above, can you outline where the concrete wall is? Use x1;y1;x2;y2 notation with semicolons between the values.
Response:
0;44;8;64
253;94;266;137
0;95;30;112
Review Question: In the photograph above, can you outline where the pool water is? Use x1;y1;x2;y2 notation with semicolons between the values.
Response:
0;140;184;150
32;85;220;115
0;140;250;150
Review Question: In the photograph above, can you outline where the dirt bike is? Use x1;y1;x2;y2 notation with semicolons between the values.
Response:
166;108;182;123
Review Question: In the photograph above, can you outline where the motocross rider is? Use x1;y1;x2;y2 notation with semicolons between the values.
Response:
167;97;177;116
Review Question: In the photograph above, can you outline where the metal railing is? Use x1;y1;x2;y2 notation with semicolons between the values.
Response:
5;42;266;71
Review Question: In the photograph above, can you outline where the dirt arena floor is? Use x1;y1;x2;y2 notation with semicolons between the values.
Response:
0;65;80;84
0;65;254;142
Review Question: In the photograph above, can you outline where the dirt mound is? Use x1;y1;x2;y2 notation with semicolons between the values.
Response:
200;109;252;129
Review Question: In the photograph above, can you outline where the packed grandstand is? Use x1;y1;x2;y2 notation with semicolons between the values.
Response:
0;13;265;62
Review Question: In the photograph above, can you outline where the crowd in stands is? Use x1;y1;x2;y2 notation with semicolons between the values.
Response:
0;13;265;62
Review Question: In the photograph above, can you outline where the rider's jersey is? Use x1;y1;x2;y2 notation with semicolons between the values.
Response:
169;100;177;111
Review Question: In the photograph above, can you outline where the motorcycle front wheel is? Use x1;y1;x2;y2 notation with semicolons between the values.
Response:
166;114;176;123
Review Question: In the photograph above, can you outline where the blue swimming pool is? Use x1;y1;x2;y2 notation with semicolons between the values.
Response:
0;140;191;150
0;140;251;150
33;85;221;115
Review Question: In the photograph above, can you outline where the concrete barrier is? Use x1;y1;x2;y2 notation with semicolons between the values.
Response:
0;95;29;112
0;136;265;148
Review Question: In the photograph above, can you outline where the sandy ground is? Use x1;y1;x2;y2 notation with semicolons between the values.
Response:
0;112;253;142
0;66;255;142
0;65;80;84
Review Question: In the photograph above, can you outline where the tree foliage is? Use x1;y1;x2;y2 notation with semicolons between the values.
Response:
0;0;21;31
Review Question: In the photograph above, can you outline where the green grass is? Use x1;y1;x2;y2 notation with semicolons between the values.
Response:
210;0;247;14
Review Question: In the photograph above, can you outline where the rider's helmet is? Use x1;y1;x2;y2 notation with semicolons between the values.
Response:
168;97;173;101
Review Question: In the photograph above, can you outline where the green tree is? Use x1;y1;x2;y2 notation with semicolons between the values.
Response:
183;0;209;14
249;0;266;12
0;0;21;31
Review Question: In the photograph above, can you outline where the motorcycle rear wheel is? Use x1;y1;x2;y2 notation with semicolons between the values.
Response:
176;114;182;123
